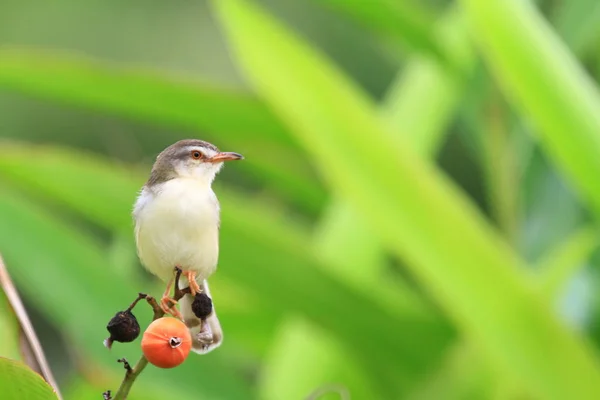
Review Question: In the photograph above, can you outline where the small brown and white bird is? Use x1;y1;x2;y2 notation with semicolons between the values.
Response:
133;139;243;354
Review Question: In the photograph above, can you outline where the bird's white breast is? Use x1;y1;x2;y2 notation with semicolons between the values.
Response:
133;178;220;283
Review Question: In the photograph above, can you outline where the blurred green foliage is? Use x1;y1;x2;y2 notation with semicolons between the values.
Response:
1;0;600;399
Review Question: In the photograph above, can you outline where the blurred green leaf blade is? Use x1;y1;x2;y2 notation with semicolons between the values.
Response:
210;0;600;398
536;226;598;300
459;0;600;220
318;0;446;62
0;48;326;212
0;144;139;233
382;8;473;156
0;49;286;141
553;0;600;56
259;317;379;400
266;11;479;395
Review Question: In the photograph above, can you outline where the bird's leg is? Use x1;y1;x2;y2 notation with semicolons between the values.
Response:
160;271;183;319
183;270;201;296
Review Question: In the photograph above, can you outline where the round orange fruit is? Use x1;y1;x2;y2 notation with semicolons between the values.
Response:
141;317;192;368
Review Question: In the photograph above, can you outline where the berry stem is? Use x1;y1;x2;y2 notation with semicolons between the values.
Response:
126;293;148;312
112;268;190;400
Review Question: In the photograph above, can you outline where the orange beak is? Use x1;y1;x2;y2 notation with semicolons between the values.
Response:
208;152;244;163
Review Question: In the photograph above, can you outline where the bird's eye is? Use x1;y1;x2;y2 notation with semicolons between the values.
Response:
191;150;204;160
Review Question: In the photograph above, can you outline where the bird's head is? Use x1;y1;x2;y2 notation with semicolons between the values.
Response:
147;139;243;187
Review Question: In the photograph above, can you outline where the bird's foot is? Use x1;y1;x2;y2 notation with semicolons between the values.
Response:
183;270;201;296
160;295;183;319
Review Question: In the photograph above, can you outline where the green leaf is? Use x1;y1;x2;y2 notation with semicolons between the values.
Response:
264;10;479;398
220;185;450;395
210;0;600;398
312;200;427;311
318;0;446;62
519;151;584;261
553;0;600;56
0;357;58;400
536;226;598;300
409;224;599;400
458;0;600;220
406;343;490;400
0;49;286;142
260;201;397;399
358;4;473;206
381;7;473;158
0;144;140;233
259;317;379;400
0;48;326;212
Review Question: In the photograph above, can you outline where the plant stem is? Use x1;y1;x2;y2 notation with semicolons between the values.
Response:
113;356;149;400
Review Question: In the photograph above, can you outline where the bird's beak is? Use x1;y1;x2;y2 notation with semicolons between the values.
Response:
209;152;244;163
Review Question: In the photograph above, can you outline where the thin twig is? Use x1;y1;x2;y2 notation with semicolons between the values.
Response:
112;268;189;400
126;293;148;312
0;254;63;400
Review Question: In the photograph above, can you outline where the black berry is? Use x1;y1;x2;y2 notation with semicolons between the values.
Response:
191;292;212;319
104;310;140;349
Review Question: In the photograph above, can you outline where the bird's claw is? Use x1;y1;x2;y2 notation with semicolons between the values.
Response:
160;296;182;319
184;271;201;296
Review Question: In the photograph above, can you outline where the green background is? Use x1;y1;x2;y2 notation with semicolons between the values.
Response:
1;0;600;399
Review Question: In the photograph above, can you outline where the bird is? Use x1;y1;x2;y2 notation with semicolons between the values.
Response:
133;139;243;353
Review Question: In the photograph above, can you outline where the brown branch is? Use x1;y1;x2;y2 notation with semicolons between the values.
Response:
112;268;190;400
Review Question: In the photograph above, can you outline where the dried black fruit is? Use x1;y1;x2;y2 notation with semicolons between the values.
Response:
191;292;212;319
104;309;140;349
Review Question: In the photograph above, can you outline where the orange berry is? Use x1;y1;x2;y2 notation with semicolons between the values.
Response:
141;317;192;368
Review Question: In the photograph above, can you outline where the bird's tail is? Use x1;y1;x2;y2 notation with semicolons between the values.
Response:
179;279;223;354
